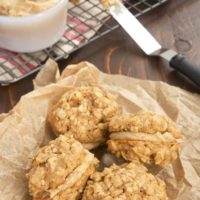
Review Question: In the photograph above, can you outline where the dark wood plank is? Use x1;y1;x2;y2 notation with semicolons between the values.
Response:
0;0;200;114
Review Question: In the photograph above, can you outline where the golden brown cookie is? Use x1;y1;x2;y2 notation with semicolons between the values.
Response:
82;162;168;200
48;86;120;149
26;135;98;200
107;111;182;167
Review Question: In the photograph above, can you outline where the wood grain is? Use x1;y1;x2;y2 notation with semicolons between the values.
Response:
0;0;200;114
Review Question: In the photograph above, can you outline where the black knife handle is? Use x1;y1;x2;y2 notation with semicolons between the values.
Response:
170;54;200;86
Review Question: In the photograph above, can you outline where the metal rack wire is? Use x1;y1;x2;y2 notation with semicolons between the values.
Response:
0;0;168;85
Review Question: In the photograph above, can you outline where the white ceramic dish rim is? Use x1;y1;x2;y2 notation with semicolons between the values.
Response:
0;0;67;22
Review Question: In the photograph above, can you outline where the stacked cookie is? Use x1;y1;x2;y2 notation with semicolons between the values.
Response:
27;86;182;200
48;86;120;149
107;111;182;167
82;162;168;200
26;135;98;200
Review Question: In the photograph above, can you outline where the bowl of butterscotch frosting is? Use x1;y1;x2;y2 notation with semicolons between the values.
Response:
0;0;68;53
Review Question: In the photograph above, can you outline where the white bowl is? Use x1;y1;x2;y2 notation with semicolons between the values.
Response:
0;0;68;53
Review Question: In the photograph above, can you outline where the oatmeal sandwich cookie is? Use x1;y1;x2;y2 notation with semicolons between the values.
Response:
26;135;98;200
82;162;168;200
107;111;182;167
48;86;120;149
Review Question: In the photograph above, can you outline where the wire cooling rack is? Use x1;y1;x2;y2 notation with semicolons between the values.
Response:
0;0;168;86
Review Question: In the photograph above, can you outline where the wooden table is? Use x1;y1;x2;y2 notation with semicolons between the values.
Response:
0;0;200;114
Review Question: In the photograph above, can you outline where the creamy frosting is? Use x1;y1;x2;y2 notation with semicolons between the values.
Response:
83;142;101;150
49;151;95;198
110;131;182;143
0;0;60;16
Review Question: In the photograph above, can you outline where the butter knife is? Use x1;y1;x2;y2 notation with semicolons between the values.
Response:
109;2;200;86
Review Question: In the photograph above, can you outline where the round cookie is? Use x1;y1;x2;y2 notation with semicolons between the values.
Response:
82;162;168;200
26;135;98;200
107;111;182;167
48;86;120;149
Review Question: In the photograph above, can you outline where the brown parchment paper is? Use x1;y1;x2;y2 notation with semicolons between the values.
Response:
0;59;200;200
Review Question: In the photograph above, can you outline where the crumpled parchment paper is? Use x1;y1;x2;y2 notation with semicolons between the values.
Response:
0;59;200;200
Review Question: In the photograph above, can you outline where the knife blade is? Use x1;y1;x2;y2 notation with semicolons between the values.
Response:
109;2;200;86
